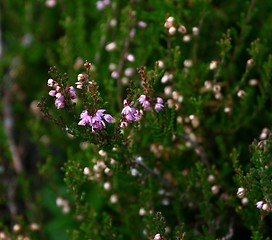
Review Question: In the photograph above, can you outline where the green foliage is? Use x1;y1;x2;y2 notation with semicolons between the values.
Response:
2;0;272;239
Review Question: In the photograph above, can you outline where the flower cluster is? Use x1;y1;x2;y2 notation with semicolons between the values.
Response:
138;95;164;112
75;73;95;89
164;16;187;36
48;78;76;109
121;99;141;123
256;200;271;212
78;109;114;132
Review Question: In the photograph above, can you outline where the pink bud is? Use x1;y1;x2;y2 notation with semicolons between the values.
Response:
48;90;57;96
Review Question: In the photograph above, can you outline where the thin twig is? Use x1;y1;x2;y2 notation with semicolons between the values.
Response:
131;157;172;188
6;178;18;218
116;0;135;108
3;72;23;173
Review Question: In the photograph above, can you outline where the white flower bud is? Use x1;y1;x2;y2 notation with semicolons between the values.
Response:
237;89;246;98
178;95;183;103
56;197;64;207
168;26;176;35
248;78;258;86
177;116;183;123
241;197;249;205
178;25;187;34
156;60;165;69
110;194;118;204
214;92;223;100
167;16;175;23
172;91;180;100
161;73;170;83
139;208;146;216
204;80;212;90
105;42;117;51
247;58;254;66
109;18;117;27
126;54;135;62
224;107;231;113
104;167;112;176
183;35;191;42
164;86;172;95
13;224;21;232
209;60;217;70
167;99;175;108
130;168;139;176
109;63;117;71
103;182;111;191
83;167;90;175
29;223;40;231
213;84;221;93
62;204;70;214
211;185;219;194
184;59;193;67
98;149;107;157
262;203;270;211
259;128;269;140
192;26;199;36
237;187;245;198
77;73;85;81
208;174;215;183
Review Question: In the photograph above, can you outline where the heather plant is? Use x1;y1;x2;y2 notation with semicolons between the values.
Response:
1;0;272;240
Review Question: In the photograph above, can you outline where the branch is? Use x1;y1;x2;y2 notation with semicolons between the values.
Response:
3;71;23;173
131;157;172;188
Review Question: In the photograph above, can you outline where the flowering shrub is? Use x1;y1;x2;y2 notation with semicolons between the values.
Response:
1;0;272;239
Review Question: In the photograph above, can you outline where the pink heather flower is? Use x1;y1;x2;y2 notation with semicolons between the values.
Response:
137;21;148;28
153;234;161;240
91;117;106;132
78;117;89;126
256;201;264;209
142;101;150;110
78;110;92;126
56;86;61;92
138;95;150;110
75;81;83;89
55;94;65;109
96;109;106;117
48;90;57;97
156;97;163;104
154;97;164;112
122;100;140;122
96;0;110;10
138;95;146;104
68;86;77;99
48;79;77;108
124;67;134;77
103;114;114;123
96;1;105;10
78;109;113;132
